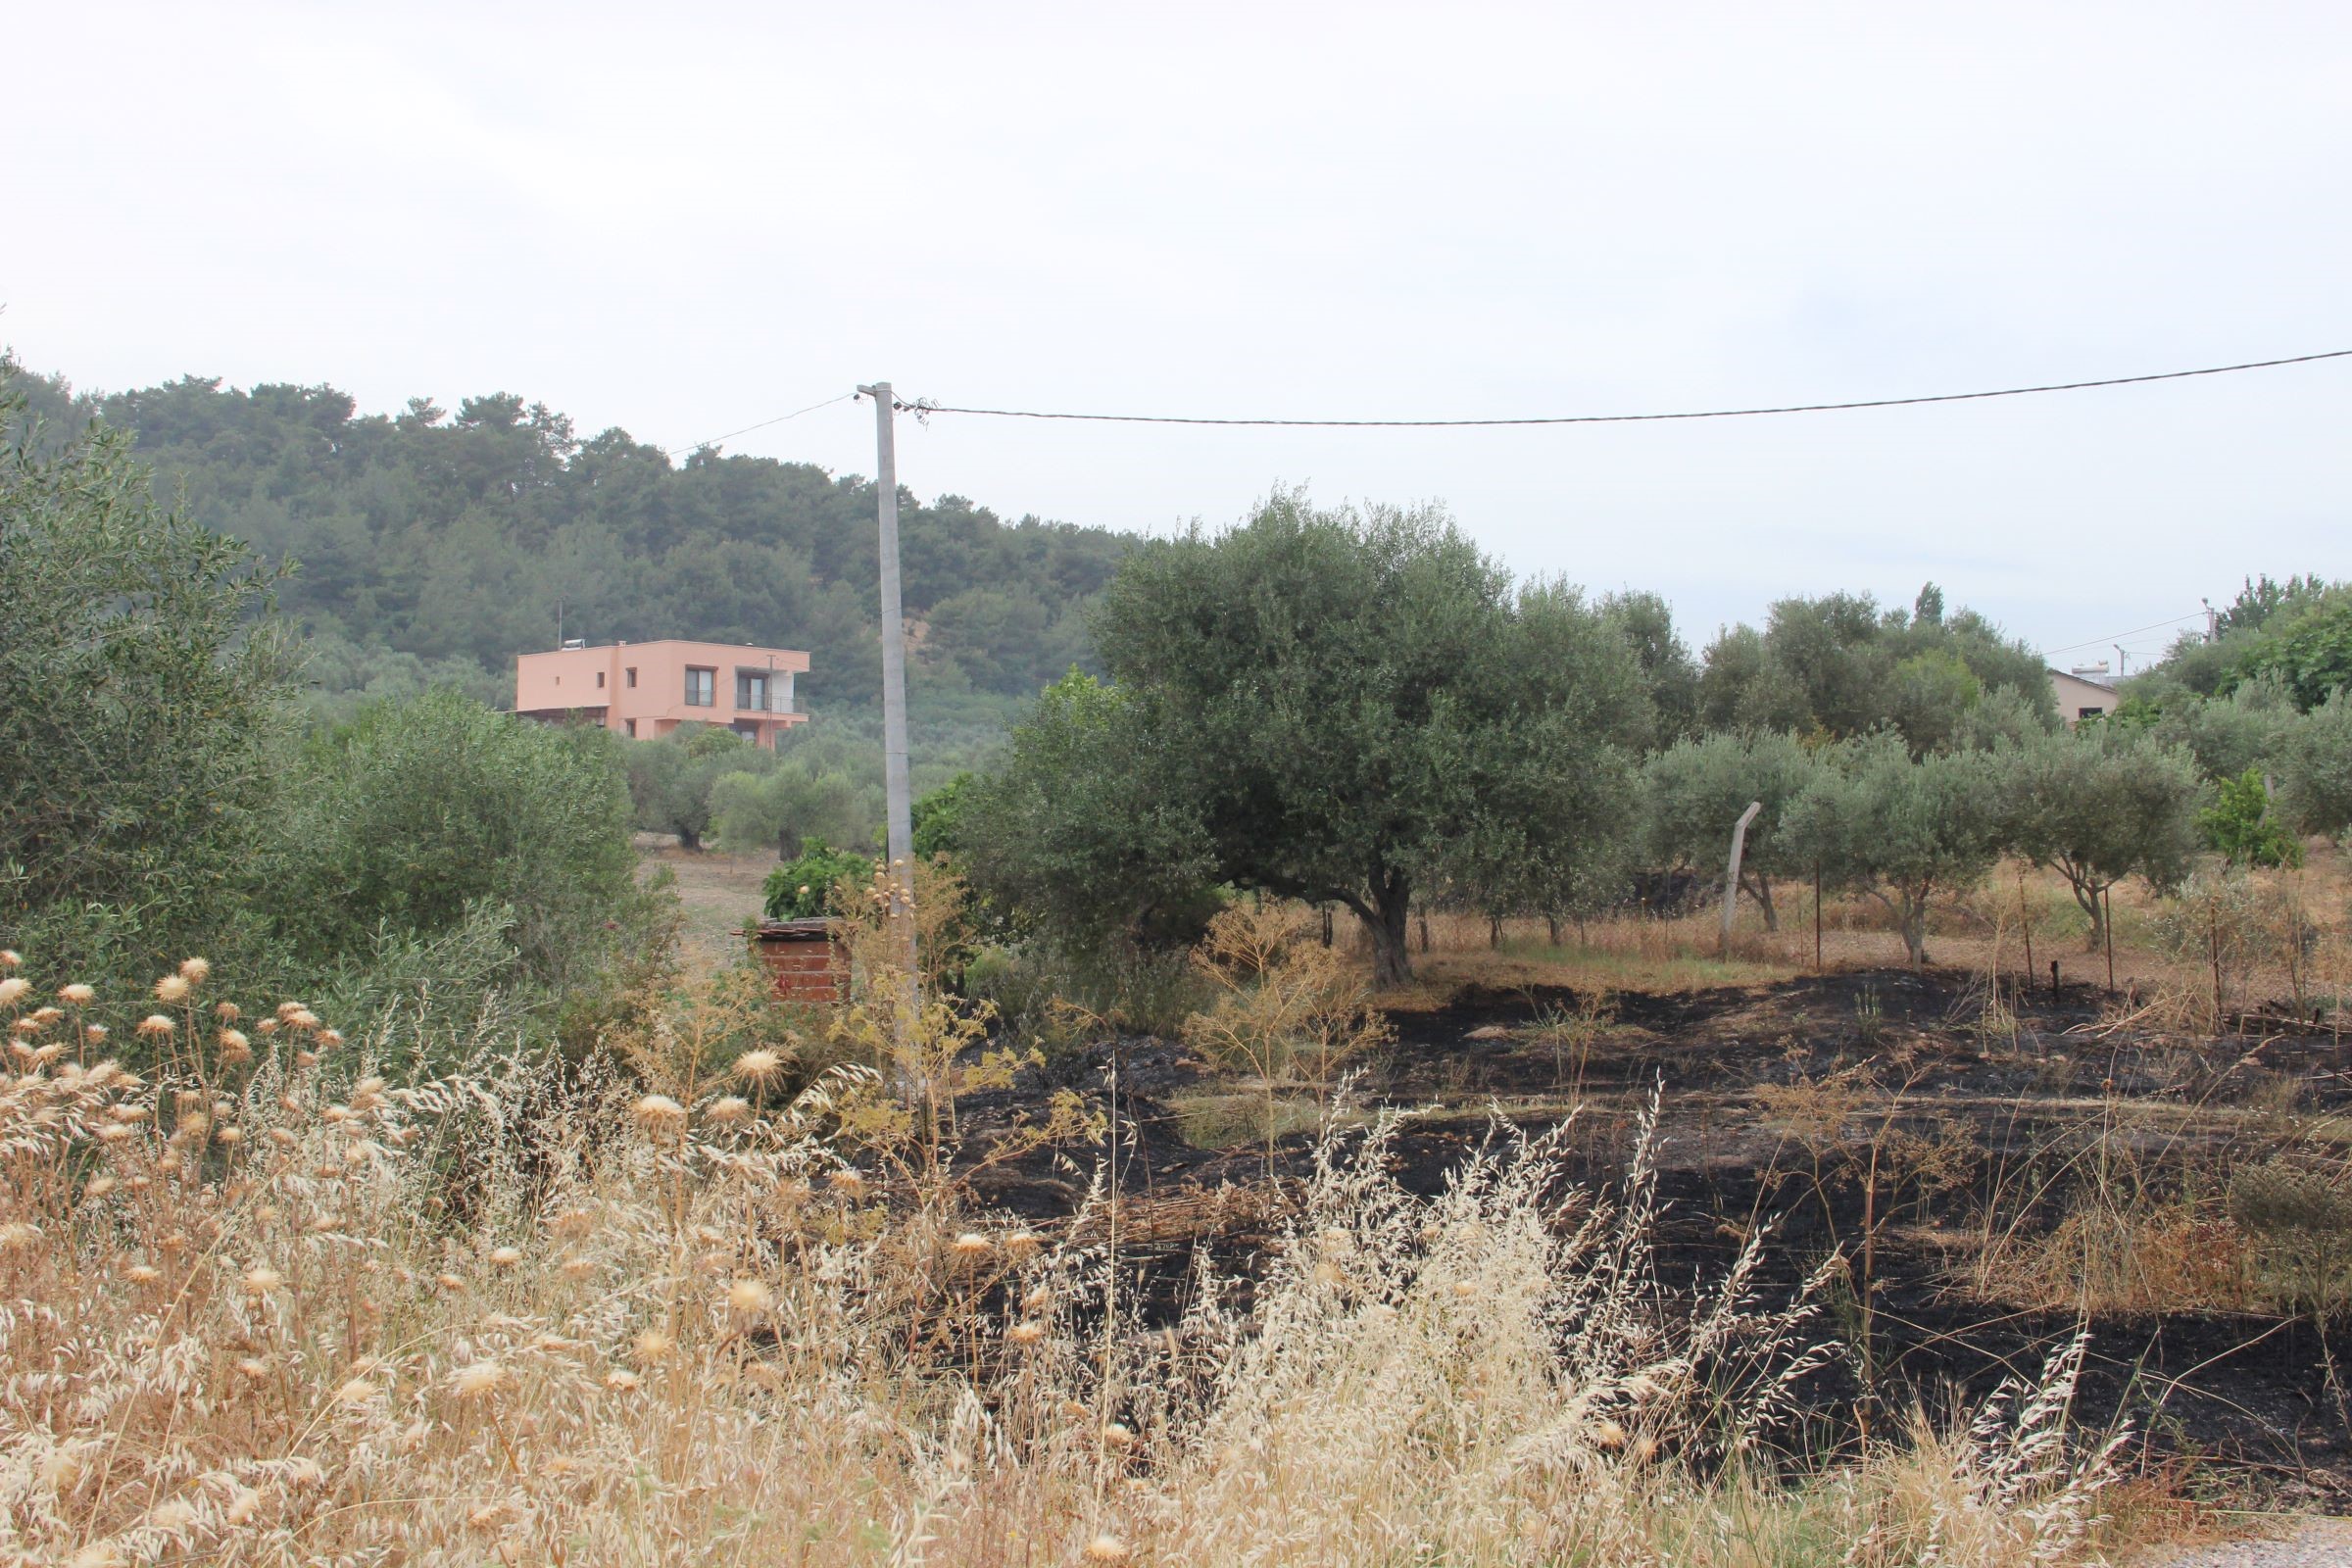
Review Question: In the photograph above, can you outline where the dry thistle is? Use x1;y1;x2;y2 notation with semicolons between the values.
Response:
154;974;191;1004
0;949;20;967
242;1265;285;1296
0;976;28;1007
488;1246;523;1269
706;1095;752;1124
1008;1320;1047;1345
952;1231;994;1260
0;1221;41;1253
734;1048;784;1085
215;1001;240;1021
59;983;94;1005
631;1329;675;1365
333;1376;380;1407
633;1094;688;1129
452;1360;514;1399
1082;1533;1131;1562
178;956;211;983
135;1014;174;1038
727;1278;774;1315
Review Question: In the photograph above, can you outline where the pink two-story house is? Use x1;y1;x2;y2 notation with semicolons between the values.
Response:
514;639;811;748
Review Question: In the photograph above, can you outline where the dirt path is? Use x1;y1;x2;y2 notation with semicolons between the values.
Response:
2150;1519;2352;1565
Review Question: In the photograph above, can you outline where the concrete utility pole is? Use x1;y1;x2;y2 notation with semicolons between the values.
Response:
857;382;919;1004
1721;801;1763;959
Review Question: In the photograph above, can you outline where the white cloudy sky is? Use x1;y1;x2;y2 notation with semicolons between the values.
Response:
10;2;2349;664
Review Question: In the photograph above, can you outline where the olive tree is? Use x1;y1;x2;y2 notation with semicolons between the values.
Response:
958;670;1220;951
0;388;300;976
1641;730;1815;929
2277;688;2352;838
1999;727;2204;948
967;497;1649;983
1782;733;2004;966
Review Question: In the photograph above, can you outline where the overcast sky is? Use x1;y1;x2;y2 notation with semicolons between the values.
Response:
11;2;2348;667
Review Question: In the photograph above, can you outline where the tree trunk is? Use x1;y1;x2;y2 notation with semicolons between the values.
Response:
1546;913;1561;946
1362;871;1414;986
677;825;703;853
2069;875;2105;953
1489;913;1502;949
1754;874;1779;933
1900;887;1930;967
1416;909;1431;954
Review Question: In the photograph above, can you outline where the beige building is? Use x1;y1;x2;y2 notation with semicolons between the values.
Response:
515;639;811;748
2047;665;2119;725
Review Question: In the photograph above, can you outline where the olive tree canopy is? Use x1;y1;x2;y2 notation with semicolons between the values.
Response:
965;495;1649;983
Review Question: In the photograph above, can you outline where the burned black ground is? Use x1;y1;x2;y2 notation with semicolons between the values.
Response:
959;966;2352;1508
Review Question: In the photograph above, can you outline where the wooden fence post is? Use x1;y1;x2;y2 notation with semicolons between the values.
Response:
1720;801;1763;960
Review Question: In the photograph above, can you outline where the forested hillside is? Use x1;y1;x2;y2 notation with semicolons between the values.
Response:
5;359;1124;722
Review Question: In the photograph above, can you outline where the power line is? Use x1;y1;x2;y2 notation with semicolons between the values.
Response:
909;347;2352;428
662;392;857;458
2039;612;2208;659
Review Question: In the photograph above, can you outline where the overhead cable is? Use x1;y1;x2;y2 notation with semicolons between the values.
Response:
2039;612;2209;659
662;392;858;457
906;348;2352;428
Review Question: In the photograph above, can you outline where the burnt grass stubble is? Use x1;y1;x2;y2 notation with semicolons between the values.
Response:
953;966;2352;1508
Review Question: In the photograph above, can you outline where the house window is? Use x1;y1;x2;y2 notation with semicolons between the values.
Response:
2078;707;2104;720
684;667;715;707
736;670;771;712
623;718;637;738
596;670;606;689
625;666;637;689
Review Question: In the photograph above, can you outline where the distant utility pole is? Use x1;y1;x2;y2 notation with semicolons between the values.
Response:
856;382;919;1008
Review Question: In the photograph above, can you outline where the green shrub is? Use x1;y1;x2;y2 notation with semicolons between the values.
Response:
287;689;658;997
2198;768;2301;868
761;841;878;921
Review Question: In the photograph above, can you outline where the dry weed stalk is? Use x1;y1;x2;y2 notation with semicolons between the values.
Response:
1181;903;1393;1166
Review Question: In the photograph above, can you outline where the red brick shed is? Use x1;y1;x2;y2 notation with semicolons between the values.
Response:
744;917;849;1004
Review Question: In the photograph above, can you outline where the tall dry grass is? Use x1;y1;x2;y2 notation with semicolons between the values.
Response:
0;952;2143;1565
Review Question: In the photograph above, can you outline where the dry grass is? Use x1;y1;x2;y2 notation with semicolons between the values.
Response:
0;953;2165;1566
1373;847;2352;1022
635;834;778;979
